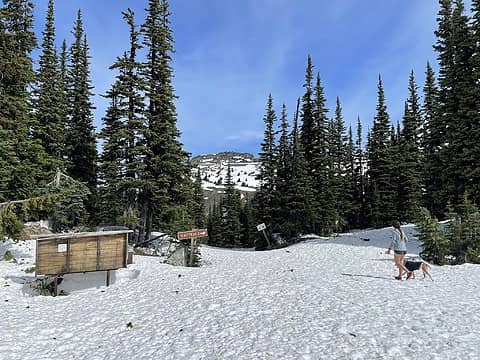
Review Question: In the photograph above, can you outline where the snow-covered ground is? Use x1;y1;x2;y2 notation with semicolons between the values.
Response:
2;225;480;359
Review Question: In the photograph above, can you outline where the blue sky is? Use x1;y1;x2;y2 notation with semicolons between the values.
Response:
32;1;446;157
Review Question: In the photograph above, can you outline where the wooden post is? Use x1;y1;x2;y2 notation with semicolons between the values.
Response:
189;237;195;267
53;275;58;297
106;270;110;287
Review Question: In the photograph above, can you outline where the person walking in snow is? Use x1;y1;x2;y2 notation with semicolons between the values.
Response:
385;220;412;280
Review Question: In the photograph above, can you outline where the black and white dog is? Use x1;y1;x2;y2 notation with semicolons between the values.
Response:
404;258;433;281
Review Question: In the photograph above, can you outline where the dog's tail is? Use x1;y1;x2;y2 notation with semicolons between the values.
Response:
421;262;434;281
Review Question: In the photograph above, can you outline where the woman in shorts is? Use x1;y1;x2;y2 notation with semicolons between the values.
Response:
386;220;411;280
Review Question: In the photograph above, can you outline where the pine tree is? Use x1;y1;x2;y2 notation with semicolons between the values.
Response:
256;94;277;227
444;194;480;264
329;97;348;231
239;198;256;247
284;98;314;237
311;73;333;234
66;10;97;199
98;84;125;225
221;163;242;247
34;0;64;167
418;207;448;265
100;8;147;230
470;0;480;207
342;126;356;230
366;76;396;227
422;62;442;216
353;117;367;228
445;0;476;207
193;170;206;228
141;0;192;238
274;103;290;231
300;55;315;164
0;0;52;203
398;71;423;222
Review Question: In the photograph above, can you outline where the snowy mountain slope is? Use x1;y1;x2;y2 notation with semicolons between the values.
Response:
191;152;260;207
2;225;480;359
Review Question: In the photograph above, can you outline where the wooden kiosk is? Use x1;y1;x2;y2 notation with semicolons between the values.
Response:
32;230;132;295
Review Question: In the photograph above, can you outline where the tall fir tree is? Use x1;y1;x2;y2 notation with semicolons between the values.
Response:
274;103;291;230
398;71;423;222
100;8;147;229
221;163;242;247
34;0;64;167
470;0;480;206
0;0;51;203
366;76;396;227
445;0;477;207
256;94;277;227
422;61;442;216
66;10;97;205
284;98;314;237
353;117;367;228
98;84;125;225
140;0;193;239
299;55;315;164
192;170;206;228
311;72;334;234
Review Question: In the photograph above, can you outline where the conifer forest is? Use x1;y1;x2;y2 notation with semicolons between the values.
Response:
1;0;479;265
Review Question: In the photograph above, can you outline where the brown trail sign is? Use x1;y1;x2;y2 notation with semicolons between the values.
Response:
177;229;208;266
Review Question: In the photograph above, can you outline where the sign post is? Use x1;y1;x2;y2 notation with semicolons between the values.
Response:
256;223;271;248
177;229;208;266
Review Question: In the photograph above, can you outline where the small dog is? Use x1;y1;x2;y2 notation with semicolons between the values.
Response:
405;260;433;281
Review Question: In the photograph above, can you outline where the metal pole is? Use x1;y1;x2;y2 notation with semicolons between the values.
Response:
262;229;272;248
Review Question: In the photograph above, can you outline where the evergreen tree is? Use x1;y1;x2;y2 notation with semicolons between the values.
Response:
207;201;222;246
100;8;147;230
284;98;314;237
422;62;442;216
444;194;480;264
445;0;476;207
311;73;333;234
366;76;396;227
239;198;256;247
353;117;366;228
0;0;51;203
274;103;290;231
342;126;356;230
221;163;242;247
34;0;64;166
193;170;206;228
256;94;277;227
398;71;423;222
98;84;125;225
141;0;192;238
66;10;97;198
299;55;315;164
418;207;448;265
329;97;348;231
470;0;480;207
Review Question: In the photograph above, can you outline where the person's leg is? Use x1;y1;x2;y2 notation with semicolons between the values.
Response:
394;254;403;278
398;254;410;277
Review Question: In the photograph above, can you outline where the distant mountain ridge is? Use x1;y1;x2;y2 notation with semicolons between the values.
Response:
190;152;260;208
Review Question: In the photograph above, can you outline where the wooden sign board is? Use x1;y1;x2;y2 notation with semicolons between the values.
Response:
32;230;132;276
177;229;208;240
